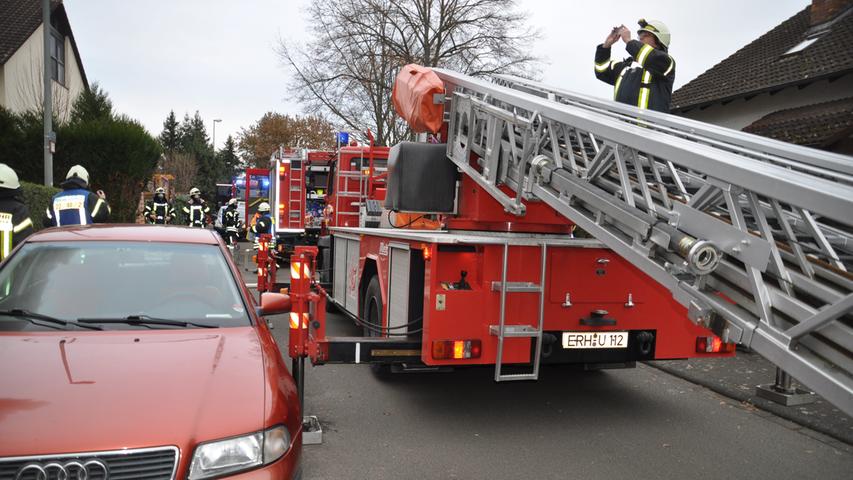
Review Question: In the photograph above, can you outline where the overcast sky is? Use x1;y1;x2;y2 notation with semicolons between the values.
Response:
63;0;810;150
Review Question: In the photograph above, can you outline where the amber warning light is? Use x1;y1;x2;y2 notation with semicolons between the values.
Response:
432;340;482;360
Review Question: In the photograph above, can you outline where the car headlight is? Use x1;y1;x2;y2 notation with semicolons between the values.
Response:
188;425;291;479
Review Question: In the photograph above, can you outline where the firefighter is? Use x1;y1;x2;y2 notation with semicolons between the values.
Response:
45;165;110;227
251;202;273;250
222;198;242;252
182;187;210;228
144;187;176;224
0;164;34;260
594;19;674;113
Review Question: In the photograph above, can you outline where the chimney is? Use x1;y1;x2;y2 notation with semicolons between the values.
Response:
810;0;851;25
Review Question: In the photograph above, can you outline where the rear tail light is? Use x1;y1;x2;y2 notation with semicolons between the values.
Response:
696;336;735;353
432;340;481;360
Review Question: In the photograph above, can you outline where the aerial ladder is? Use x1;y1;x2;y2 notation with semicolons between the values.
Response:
425;68;853;416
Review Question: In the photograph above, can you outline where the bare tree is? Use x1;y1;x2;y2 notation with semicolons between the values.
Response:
162;152;199;194
278;0;540;145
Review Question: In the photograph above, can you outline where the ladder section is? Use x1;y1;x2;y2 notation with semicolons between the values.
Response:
432;68;853;415
288;160;304;228
491;243;547;381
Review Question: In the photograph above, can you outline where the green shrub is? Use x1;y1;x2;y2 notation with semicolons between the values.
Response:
55;116;161;223
20;181;60;231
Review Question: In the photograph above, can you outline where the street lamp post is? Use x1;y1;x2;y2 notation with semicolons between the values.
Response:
212;118;222;154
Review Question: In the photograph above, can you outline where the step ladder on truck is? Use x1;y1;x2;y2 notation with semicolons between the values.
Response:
264;65;853;420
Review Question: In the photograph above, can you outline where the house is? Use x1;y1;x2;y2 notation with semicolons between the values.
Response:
671;0;853;154
0;0;88;121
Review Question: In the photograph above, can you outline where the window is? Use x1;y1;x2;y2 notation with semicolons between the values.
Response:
50;31;65;85
0;242;250;329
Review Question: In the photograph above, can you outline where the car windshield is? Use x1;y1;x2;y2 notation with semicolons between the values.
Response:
0;241;250;330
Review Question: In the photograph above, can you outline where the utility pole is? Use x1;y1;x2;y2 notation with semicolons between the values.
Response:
42;0;53;186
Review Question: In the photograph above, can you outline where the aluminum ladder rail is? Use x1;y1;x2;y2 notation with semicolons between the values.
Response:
490;243;548;381
431;68;853;416
492;74;853;259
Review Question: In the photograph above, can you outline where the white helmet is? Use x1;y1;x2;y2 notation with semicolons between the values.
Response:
228;198;238;206
189;187;201;196
66;165;90;185
638;19;670;49
258;202;271;213
155;187;166;195
0;164;21;190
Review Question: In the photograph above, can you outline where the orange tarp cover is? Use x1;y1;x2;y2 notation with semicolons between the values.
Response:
392;64;445;134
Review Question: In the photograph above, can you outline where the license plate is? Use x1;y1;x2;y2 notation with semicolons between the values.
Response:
562;331;628;349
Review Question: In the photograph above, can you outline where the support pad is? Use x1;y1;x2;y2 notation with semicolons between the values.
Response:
302;415;323;445
755;384;816;407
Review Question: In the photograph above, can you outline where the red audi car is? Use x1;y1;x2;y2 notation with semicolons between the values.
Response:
0;225;301;479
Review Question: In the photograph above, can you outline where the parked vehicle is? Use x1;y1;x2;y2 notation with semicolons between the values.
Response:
0;225;302;479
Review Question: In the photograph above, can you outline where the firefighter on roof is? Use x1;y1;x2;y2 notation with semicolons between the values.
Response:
594;19;675;112
183;187;210;228
144;187;176;224
45;165;110;227
0;164;33;260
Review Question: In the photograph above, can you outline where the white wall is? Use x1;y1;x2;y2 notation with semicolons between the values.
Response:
0;24;87;122
678;73;853;130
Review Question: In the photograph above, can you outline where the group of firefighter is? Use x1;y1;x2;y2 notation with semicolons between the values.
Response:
0;163;274;260
0;18;675;261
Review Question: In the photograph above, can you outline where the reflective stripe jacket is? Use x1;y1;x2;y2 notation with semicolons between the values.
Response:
252;214;272;235
44;185;110;227
594;40;675;113
223;207;241;232
144;200;176;224
182;200;210;227
0;195;33;260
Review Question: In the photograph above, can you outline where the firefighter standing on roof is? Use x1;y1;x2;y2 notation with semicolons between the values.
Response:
594;19;675;112
183;187;210;228
0;164;33;260
45;165;110;227
144;187;176;224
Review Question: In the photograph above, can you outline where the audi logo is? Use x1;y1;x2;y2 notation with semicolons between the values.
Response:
15;459;109;480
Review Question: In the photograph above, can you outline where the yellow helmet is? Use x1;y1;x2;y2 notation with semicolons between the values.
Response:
638;19;670;49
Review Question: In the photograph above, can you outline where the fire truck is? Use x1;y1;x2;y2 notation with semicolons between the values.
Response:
262;65;853;417
234;168;270;233
265;141;391;258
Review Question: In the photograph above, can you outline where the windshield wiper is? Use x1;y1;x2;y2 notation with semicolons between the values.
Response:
77;315;217;329
0;309;103;330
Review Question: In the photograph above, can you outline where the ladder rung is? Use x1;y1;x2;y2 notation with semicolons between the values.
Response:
490;282;542;293
489;325;539;338
497;373;538;381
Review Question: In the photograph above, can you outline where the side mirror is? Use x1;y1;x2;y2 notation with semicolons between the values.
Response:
258;292;292;316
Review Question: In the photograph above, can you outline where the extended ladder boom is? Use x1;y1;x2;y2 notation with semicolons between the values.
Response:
432;68;853;416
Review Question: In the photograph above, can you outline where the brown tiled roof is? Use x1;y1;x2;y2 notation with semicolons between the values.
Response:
0;0;88;87
742;97;853;147
671;6;853;111
0;0;52;64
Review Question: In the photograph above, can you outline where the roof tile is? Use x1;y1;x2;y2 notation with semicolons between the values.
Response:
742;96;853;147
672;6;853;110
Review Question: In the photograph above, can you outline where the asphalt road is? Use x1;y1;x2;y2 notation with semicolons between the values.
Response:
239;250;853;480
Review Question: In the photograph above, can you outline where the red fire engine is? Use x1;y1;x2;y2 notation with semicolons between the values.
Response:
268;65;853;417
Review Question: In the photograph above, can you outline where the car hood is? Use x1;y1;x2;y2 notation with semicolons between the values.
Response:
0;327;266;456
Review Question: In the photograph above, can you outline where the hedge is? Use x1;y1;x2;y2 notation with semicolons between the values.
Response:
20;181;60;231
